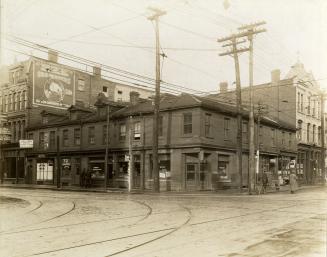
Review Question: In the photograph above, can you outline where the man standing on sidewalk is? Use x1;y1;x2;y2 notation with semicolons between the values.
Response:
290;171;298;194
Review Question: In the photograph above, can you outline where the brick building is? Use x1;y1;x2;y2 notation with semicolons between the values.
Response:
212;62;325;184
0;52;153;183
24;93;297;191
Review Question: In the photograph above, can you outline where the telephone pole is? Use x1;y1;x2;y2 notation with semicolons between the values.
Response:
148;8;166;192
238;22;266;194
104;105;110;190
320;92;326;184
218;35;249;192
128;116;133;192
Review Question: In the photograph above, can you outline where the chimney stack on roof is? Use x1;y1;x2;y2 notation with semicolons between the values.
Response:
271;69;280;85
48;50;58;63
219;82;228;93
93;66;101;78
130;91;140;105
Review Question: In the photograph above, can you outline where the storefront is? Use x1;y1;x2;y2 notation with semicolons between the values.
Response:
36;158;54;184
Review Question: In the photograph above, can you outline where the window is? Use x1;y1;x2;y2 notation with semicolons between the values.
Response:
218;155;229;180
17;92;21;111
42;116;48;124
297;92;301;109
17;121;21;140
297;120;303;140
205;113;211;137
88;127;95;144
271;128;276;147
28;133;33;140
307;96;311;115
242;122;248;143
23;91;27;109
4;95;7;112
74;128;81;146
8;94;12;111
318;126;322;145
281;131;285;145
77;79;85;91
103;86;108;92
307;123;310;142
288;133;292;148
103;125;107;144
117;90;123;101
183;113;192;134
63;129;69;147
13;93;16;111
301;94;303;112
313;125;316;143
39;132;45;149
312;100;316;117
223;118;230;140
134;121;141;140
158;116;163;137
119;124;126;140
49;131;55;149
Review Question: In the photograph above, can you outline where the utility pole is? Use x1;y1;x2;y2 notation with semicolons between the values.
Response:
321;92;326;184
147;7;166;192
238;22;266;194
218;35;249;192
104;104;110;190
56;134;61;188
128;116;133;192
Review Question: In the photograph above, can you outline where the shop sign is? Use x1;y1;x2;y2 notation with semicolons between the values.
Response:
19;140;34;148
289;160;296;168
62;158;71;166
124;155;130;161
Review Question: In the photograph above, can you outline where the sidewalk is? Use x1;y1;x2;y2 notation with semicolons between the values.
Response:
0;182;324;195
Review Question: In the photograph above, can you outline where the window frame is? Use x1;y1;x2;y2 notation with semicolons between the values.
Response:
183;113;192;135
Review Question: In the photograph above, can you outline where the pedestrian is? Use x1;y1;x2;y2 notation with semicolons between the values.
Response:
85;170;92;188
262;171;269;194
289;171;298;194
80;168;86;188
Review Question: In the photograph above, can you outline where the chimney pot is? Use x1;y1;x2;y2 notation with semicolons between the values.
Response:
130;91;140;105
48;50;58;63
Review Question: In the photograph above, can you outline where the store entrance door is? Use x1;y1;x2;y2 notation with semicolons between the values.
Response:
185;163;198;191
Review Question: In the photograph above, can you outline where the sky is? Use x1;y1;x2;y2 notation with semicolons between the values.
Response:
1;0;327;94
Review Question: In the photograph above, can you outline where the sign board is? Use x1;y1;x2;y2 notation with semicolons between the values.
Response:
289;160;296;169
124;155;130;162
33;60;74;109
19;140;34;148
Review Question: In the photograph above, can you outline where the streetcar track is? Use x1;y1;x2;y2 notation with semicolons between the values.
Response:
0;201;76;234
20;205;192;257
26;200;43;214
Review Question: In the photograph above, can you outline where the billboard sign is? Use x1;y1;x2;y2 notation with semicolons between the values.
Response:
33;60;74;108
19;140;34;148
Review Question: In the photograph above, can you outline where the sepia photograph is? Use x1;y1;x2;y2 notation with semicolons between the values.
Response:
0;0;326;256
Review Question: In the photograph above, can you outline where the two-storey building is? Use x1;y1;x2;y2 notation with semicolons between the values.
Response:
25;92;297;191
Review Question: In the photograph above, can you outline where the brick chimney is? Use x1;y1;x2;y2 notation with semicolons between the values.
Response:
93;66;101;78
219;82;228;93
48;50;58;63
130;91;140;105
271;69;280;85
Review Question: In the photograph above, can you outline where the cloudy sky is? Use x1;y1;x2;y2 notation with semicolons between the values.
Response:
2;0;327;93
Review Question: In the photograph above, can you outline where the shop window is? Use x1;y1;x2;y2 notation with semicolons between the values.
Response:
37;160;54;181
205;113;211;137
88;127;95;144
183;113;192;134
134;121;141;140
119;124;126;140
218;155;229;180
224;118;230;140
63;129;69;147
186;164;196;180
74;128;81;146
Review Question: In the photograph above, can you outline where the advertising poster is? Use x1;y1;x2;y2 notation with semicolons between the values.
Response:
33;60;74;108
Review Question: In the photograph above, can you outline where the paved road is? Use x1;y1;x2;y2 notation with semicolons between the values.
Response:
0;187;326;257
